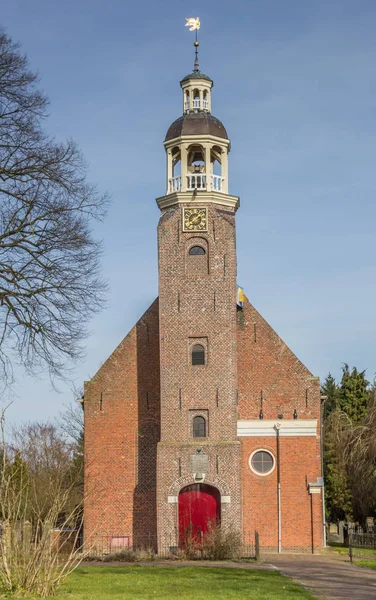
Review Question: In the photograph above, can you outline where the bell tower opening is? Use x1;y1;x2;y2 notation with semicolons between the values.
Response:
187;144;205;190
169;146;181;193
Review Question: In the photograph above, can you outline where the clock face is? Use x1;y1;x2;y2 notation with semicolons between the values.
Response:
183;208;207;232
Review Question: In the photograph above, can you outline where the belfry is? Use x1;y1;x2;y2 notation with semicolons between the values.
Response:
84;28;324;554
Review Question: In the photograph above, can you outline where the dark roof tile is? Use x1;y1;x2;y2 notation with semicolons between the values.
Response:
180;72;213;84
165;112;228;141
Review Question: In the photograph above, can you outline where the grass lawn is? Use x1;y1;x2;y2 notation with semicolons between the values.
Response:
327;545;349;556
19;565;318;600
357;560;376;570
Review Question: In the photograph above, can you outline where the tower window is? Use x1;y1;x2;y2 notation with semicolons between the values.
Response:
193;88;200;111
193;416;206;438
189;246;205;256
192;344;205;365
203;90;209;111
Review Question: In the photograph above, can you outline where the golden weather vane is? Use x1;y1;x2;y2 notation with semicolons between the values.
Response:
185;17;200;32
185;17;201;72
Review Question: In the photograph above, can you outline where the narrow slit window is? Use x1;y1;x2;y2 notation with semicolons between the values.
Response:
189;246;205;255
193;416;206;438
192;344;205;365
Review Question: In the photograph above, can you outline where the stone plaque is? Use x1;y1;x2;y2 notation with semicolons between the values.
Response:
190;453;209;474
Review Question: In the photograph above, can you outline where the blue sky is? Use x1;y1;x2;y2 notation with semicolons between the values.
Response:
2;0;376;423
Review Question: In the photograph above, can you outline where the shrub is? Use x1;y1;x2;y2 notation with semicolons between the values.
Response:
177;523;242;561
86;547;156;563
201;525;242;560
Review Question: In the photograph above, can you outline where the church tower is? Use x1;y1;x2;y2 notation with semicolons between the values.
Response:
156;41;242;547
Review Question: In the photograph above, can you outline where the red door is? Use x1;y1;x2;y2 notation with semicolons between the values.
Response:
178;484;221;545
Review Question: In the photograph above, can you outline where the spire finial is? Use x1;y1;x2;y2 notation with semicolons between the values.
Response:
194;38;199;72
185;17;201;72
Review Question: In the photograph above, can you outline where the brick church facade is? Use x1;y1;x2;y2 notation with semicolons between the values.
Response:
84;47;324;553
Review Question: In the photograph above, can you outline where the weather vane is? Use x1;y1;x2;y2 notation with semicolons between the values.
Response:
185;17;201;72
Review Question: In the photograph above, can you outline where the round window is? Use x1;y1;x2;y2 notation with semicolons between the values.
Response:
249;450;275;475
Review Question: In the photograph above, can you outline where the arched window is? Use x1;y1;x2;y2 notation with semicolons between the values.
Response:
203;90;208;111
189;246;205;256
193;88;200;111
192;344;205;365
193;416;206;438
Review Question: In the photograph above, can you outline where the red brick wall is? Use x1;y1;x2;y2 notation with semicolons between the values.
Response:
84;299;160;547
158;204;239;442
157;203;242;546
237;299;321;421
237;298;323;551
241;436;322;551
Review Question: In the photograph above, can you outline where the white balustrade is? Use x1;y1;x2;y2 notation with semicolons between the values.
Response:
184;101;190;112
169;176;182;193
184;174;225;192
187;174;206;190
211;175;224;191
193;98;200;110
203;99;209;111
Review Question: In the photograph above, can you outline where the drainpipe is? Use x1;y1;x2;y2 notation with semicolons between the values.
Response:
310;492;314;554
274;423;281;553
320;395;327;548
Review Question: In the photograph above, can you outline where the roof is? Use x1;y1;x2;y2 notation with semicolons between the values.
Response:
165;112;228;141
180;71;213;84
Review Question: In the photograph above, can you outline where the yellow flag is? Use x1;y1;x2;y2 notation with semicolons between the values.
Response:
237;286;246;305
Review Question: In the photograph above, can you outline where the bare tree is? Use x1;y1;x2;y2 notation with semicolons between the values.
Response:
57;401;85;504
57;400;84;445
343;389;376;521
0;409;86;597
0;27;108;387
325;388;376;522
9;421;80;521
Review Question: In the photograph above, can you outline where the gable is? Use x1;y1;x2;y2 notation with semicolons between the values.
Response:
237;297;320;421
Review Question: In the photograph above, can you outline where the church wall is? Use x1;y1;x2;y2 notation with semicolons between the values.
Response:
84;299;160;548
237;299;323;550
237;299;321;422
241;436;322;551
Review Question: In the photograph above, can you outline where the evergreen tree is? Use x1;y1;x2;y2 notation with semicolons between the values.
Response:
323;410;353;521
338;364;370;423
321;373;339;419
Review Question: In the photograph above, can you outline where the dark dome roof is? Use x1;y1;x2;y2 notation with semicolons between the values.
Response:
165;112;228;141
180;71;213;84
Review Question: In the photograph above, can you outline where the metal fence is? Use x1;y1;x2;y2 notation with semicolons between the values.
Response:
85;532;258;561
349;533;376;563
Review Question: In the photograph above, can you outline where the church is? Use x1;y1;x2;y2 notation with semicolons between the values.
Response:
84;37;324;554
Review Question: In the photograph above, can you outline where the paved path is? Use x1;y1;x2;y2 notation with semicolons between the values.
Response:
267;553;376;600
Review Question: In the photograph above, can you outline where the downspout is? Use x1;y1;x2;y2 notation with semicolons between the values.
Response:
274;423;281;553
320;395;327;548
310;492;314;554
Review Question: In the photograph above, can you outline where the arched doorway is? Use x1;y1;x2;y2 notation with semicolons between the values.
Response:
178;483;221;545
